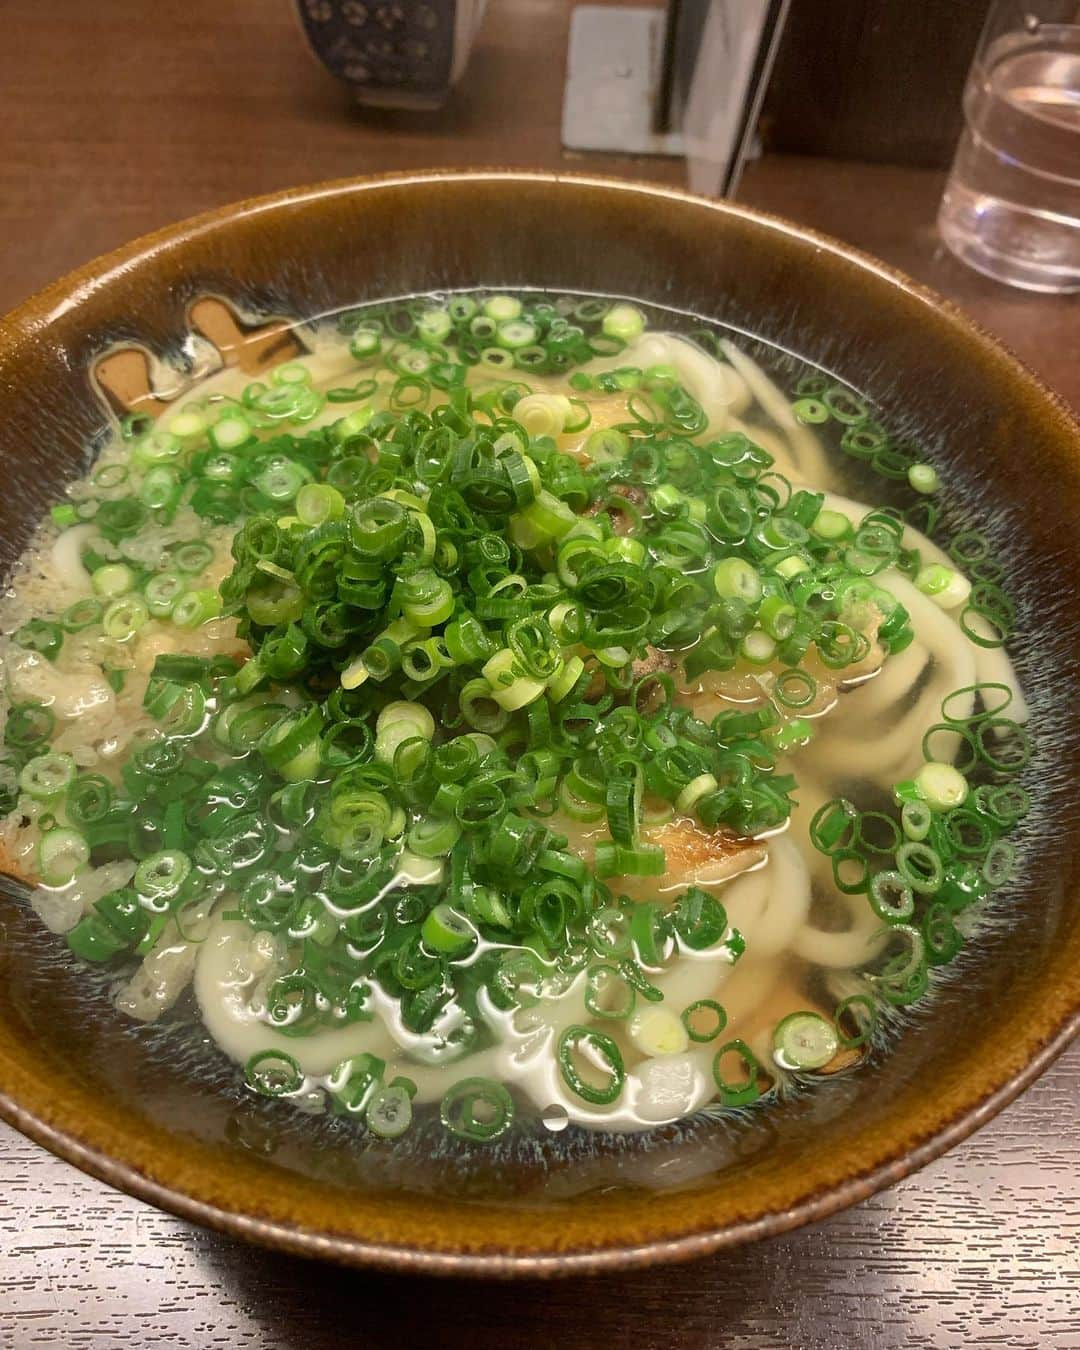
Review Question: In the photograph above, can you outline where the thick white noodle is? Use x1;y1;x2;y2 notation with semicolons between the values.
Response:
791;892;886;969
963;611;1030;723
815;571;978;783
727;414;803;482
701;952;787;1028
815;489;1029;721
587;333;752;432
194;919;397;1073
116;896;216;1022
816;488;954;564
712;864;771;946
719;338;831;486
50;525;96;594
739;833;811;958
834;638;927;722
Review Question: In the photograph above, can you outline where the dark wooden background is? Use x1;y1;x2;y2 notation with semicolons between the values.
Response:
763;0;989;166
1;3;1077;1346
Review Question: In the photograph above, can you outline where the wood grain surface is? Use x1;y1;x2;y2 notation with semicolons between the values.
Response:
1;2;1077;1346
763;0;986;167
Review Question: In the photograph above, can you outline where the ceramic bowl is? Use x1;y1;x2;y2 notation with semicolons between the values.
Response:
0;171;1077;1275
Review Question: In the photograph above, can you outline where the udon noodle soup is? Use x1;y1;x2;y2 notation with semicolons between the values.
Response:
0;293;1030;1149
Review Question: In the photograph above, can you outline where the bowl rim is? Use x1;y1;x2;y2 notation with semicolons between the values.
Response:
0;167;1078;1277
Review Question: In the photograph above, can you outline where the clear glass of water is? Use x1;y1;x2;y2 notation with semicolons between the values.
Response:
938;1;1080;292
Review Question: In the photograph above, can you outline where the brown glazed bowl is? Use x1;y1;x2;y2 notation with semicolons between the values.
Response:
0;171;1078;1276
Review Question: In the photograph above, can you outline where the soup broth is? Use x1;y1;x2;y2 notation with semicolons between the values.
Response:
0;292;1031;1154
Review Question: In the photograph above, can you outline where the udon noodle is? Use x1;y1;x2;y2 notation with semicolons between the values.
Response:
0;293;1030;1142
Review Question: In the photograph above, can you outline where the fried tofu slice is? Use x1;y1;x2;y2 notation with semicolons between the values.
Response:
0;837;35;889
556;811;765;902
582;483;648;535
635;816;766;899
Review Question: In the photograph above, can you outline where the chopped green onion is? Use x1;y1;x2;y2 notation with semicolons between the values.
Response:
558;1025;625;1105
908;462;940;494
102;596;150;640
602;304;645;342
407;816;462;858
584;963;636;1020
812;508;851;540
14;618;63;660
834;994;877;1048
245;1050;303;1098
38;827;90;887
772;1011;839;1071
134;849;192;908
713;557;763;604
366;1083;413;1138
512;393;572;439
416;307;452;344
914;761;969;811
173;541;214;574
496;319;538;350
629;1006;688;1056
60;597;104;632
421;903;475;954
168;411;207;441
171;589;222;628
144;571;187;618
712;1039;763;1106
440;1077;515;1140
92;563;135;599
19;752;77;800
296;482;345;526
915;563;970;610
209;413;254;453
869;869;915;922
482;294;522;321
682;999;727;1043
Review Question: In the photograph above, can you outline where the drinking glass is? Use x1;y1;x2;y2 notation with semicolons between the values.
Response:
938;1;1080;292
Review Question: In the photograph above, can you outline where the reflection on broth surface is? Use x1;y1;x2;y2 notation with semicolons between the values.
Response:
0;292;1031;1161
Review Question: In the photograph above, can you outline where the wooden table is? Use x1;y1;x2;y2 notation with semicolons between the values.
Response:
1;3;1077;1346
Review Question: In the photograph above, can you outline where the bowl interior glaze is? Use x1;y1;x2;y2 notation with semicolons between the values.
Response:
0;172;1078;1275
